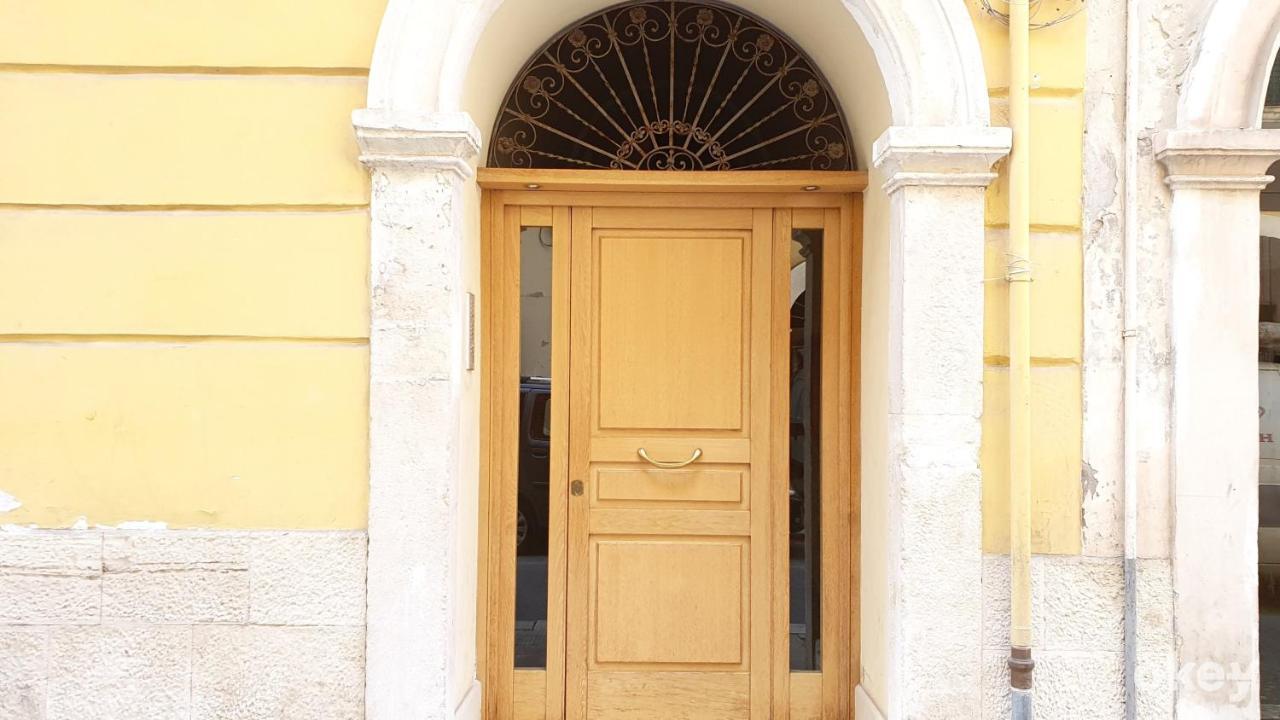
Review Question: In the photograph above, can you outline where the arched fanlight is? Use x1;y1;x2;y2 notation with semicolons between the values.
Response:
489;0;854;171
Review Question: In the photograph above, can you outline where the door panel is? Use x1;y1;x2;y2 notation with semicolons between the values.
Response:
567;206;776;720
593;540;746;665
585;672;750;720
587;509;751;536
592;467;745;505
595;232;746;431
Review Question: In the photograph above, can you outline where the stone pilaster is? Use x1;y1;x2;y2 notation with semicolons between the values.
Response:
1155;128;1280;719
872;125;1011;719
354;109;482;720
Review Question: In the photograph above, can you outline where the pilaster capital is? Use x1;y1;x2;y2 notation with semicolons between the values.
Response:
872;126;1012;194
1155;129;1280;191
353;109;482;180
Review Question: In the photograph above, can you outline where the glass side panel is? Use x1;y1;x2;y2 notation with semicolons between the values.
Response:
790;227;823;671
515;225;553;669
1262;219;1280;706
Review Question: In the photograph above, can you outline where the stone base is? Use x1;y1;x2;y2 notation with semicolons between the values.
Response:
980;554;1129;719
0;529;366;720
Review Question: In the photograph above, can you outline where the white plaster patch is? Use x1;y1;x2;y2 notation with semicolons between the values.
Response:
104;521;168;530
1;524;37;534
0;490;20;513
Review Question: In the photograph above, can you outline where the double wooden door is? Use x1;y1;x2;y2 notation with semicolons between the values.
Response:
481;175;860;720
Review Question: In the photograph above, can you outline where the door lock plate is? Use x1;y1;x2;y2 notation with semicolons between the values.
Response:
571;480;584;496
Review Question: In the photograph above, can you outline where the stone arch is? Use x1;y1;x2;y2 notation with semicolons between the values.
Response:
1178;0;1280;130
366;0;991;129
354;2;1009;719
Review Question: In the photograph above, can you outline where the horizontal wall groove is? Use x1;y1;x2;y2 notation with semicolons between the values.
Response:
987;86;1084;100
0;334;369;346
0;203;369;213
0;63;369;77
985;222;1082;233
984;356;1081;368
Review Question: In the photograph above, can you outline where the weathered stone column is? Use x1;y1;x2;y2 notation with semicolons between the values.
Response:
1156;128;1280;719
354;109;482;720
872;126;1011;720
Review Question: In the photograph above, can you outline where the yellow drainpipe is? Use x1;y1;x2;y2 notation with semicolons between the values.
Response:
1007;0;1035;716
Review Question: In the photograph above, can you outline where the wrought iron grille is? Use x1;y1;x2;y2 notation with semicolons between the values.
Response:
488;1;854;171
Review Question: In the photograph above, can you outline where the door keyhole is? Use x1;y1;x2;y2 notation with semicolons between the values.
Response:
571;480;584;496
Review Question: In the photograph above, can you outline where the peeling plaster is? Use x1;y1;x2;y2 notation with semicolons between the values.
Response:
2;517;171;531
0;490;20;513
1;524;37;534
1081;0;1127;560
1079;461;1100;533
103;521;169;531
1082;461;1100;501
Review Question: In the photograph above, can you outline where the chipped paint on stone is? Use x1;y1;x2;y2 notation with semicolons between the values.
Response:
1081;0;1127;560
106;520;168;530
0;490;20;513
1;524;38;534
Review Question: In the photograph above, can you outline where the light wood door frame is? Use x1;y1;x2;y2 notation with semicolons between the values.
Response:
478;169;864;720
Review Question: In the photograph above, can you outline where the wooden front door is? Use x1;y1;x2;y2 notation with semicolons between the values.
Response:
565;207;779;720
478;171;863;720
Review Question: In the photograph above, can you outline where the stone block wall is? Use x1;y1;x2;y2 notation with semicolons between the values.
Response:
980;554;1137;719
0;530;366;720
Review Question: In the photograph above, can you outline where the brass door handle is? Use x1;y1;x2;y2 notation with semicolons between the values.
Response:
637;447;703;469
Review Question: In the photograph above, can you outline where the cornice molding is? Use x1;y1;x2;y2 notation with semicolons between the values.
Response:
1155;129;1280;191
872;126;1012;194
353;110;482;179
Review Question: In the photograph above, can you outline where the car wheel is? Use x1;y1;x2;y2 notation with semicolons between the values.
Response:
516;506;529;550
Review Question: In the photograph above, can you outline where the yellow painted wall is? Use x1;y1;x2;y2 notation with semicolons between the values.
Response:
0;0;1089;548
0;74;369;206
0;1;386;529
0;211;369;338
968;1;1086;555
0;1;383;69
0;343;369;529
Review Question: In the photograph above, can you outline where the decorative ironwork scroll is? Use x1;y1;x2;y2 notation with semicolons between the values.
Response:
489;1;854;171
